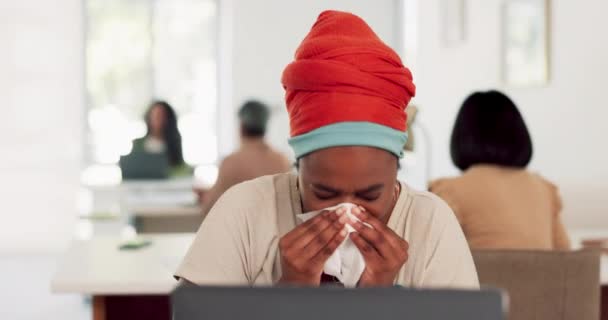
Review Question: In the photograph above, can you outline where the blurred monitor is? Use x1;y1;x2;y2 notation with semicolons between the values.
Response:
172;286;505;320
119;151;169;180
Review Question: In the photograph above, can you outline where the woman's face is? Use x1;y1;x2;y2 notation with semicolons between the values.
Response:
149;105;168;135
298;146;399;223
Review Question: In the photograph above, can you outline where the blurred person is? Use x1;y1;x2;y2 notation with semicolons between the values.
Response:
176;11;478;288
430;90;570;250
132;100;190;176
195;100;292;216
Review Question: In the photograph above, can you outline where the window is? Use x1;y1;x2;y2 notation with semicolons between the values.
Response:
85;0;218;179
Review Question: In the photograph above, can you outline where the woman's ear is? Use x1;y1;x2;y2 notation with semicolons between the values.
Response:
404;105;418;152
393;182;400;201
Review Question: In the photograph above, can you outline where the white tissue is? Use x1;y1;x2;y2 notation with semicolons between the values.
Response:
297;202;371;287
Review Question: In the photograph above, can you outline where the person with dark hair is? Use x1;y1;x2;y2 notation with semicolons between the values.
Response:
238;100;270;137
430;90;570;250
195;100;291;216
177;11;477;288
132;101;189;175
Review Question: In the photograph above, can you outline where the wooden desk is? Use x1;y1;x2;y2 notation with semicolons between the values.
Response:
569;229;608;320
52;233;194;320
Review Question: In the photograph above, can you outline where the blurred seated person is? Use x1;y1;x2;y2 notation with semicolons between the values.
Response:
131;100;191;177
430;90;570;250
196;100;292;216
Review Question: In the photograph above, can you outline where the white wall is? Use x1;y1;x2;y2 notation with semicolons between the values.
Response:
0;0;83;253
221;0;401;158
413;0;608;228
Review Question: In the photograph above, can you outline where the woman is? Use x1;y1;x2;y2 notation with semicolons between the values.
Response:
176;11;478;288
133;101;188;174
430;90;570;250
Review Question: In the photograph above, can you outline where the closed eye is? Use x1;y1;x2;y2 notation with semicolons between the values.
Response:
311;183;340;200
357;193;381;202
314;192;337;200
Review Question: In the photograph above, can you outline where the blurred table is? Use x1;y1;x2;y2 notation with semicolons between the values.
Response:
130;205;203;233
52;233;194;320
83;177;203;235
121;179;203;233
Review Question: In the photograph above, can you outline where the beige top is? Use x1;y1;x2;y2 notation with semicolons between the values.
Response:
200;139;292;216
176;173;479;288
430;165;570;250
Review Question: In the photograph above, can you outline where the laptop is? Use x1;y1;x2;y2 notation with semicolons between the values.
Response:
172;286;506;320
119;151;170;180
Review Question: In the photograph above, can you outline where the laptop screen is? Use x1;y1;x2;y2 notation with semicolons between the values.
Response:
172;286;505;320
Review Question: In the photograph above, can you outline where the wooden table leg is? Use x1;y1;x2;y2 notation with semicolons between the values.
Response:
103;295;170;320
602;285;608;320
92;296;106;320
90;295;170;320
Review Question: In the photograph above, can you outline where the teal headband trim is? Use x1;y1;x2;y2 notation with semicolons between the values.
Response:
288;122;408;159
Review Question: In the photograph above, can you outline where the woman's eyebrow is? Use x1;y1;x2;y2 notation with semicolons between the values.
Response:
311;184;341;194
312;183;384;194
355;184;384;194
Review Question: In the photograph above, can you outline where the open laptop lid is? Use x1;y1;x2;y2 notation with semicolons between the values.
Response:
119;151;170;180
172;286;505;320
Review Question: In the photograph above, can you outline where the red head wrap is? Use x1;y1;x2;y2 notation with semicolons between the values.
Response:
282;10;416;137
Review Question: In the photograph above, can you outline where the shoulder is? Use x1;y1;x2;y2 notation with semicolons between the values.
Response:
406;187;457;226
216;153;249;177
268;147;292;165
398;187;474;279
429;176;460;194
529;172;562;209
132;137;146;148
277;153;293;170
393;185;460;239
428;176;465;211
214;174;278;206
201;175;284;239
275;150;291;162
219;152;241;167
395;187;468;268
531;172;558;191
208;173;293;219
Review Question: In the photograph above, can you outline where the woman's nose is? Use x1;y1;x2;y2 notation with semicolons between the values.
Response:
338;196;363;208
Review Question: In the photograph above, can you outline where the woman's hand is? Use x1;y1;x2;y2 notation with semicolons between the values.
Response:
278;209;348;286
349;207;409;287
